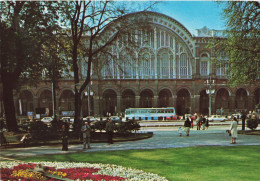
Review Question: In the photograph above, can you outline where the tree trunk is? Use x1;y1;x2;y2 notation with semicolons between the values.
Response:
52;81;57;121
74;90;82;133
2;80;18;132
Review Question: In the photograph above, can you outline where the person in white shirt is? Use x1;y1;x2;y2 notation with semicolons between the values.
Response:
230;117;238;144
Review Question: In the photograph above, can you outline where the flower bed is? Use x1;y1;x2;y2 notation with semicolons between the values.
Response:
0;161;168;181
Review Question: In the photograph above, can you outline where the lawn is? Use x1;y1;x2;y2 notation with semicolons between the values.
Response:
20;145;260;181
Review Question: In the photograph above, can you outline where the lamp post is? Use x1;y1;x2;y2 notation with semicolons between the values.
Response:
205;76;215;116
75;83;81;117
84;88;93;116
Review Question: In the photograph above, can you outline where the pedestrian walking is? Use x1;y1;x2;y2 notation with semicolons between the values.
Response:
241;112;246;130
106;118;114;144
230;117;238;144
191;117;194;129
184;116;191;136
196;115;202;130
178;126;183;136
201;115;206;130
205;117;209;129
81;121;91;150
61;123;69;151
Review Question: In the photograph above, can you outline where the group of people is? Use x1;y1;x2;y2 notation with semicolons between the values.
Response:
177;113;239;144
195;114;209;131
61;118;115;151
178;114;209;137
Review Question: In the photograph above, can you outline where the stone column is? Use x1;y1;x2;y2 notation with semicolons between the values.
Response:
228;96;236;113
135;96;140;108
211;95;216;115
93;96;100;117
247;96;254;112
193;95;200;114
33;97;39;114
153;96;158;108
172;95;177;109
117;95;121;114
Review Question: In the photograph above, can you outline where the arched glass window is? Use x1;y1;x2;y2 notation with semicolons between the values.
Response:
157;48;174;79
120;52;135;79
139;49;155;79
180;53;188;77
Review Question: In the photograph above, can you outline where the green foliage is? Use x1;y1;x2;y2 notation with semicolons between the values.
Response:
29;121;49;141
92;120;141;134
93;120;107;132
211;1;260;86
116;120;141;135
246;119;259;130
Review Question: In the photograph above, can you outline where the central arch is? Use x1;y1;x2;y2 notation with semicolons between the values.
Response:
140;89;154;108
176;89;190;115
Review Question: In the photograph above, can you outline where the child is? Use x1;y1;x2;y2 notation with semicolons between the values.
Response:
178;126;183;136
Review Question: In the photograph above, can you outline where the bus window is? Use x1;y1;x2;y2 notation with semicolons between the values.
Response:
125;110;130;115
151;109;156;113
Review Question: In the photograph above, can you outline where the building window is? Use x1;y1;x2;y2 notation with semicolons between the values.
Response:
200;53;210;76
200;61;208;75
139;50;155;79
157;49;173;79
180;53;188;77
216;63;228;76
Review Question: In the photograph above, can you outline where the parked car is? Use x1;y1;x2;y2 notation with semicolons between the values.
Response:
83;116;98;122
61;117;74;124
41;117;53;123
110;116;122;123
41;117;53;126
208;115;227;122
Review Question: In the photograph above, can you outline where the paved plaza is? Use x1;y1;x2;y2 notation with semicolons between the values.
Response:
0;125;259;161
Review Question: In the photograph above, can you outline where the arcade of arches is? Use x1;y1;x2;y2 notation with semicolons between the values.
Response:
15;86;260;118
3;11;259;119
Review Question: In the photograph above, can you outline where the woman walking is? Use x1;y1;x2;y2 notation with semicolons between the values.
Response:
230;117;238;144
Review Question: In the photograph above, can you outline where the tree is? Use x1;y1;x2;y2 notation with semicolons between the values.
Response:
41;37;69;121
213;1;260;86
0;1;60;131
59;1;156;132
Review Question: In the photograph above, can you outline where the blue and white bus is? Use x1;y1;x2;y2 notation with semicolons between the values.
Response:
125;107;176;120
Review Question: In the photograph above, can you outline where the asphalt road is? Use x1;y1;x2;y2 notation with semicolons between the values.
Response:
1;125;259;161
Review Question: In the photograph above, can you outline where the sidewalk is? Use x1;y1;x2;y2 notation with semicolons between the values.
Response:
1;126;259;161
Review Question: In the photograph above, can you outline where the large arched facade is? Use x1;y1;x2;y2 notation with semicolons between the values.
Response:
9;11;260;119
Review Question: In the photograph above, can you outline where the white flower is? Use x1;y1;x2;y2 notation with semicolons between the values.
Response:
0;161;168;181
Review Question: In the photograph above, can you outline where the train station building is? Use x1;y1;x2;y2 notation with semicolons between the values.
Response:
1;11;259;119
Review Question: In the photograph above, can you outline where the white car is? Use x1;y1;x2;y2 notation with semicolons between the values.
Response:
83;116;98;122
41;117;53;124
208;115;227;122
110;116;122;122
61;117;74;124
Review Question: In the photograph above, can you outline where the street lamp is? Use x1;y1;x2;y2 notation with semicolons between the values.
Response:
84;88;93;116
205;77;215;116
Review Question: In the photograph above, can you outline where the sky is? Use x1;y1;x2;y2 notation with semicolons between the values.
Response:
155;1;226;35
124;1;226;36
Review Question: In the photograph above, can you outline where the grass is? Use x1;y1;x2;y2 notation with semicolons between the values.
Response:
19;145;260;181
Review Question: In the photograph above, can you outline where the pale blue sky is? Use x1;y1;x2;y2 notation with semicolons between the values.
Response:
123;1;226;36
155;1;226;35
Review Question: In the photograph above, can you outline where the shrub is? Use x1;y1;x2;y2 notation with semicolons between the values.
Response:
246;119;259;130
29;121;50;141
116;120;140;135
93;120;107;132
